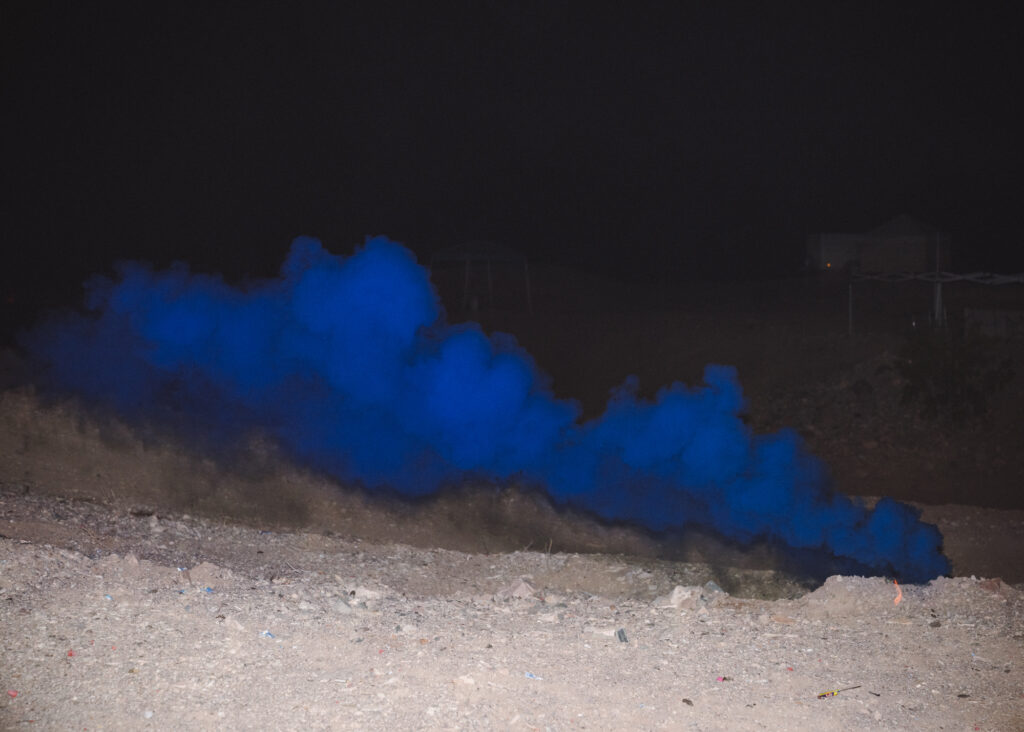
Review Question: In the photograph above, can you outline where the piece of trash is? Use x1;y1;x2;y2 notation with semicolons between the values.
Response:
7;690;17;698
616;628;628;643
524;672;543;680
67;650;75;657
681;698;693;706
143;710;154;719
104;594;113;601
817;684;861;699
716;676;732;682
203;587;214;594
259;630;275;639
893;579;902;606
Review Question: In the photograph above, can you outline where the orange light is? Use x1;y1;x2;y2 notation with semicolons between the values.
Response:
894;579;902;605
826;262;832;269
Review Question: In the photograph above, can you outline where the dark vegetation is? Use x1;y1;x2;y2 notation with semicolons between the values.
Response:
896;327;1014;424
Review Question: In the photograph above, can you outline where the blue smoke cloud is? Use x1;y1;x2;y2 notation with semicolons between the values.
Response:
24;236;950;582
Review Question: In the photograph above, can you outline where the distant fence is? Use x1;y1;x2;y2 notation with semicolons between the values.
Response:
848;271;1024;336
963;307;1024;339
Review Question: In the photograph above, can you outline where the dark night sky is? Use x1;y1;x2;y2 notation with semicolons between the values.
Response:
3;2;1022;309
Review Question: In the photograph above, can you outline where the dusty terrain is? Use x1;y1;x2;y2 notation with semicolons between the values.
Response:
2;272;1023;730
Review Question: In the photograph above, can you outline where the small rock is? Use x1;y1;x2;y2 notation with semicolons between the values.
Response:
655;585;699;610
351;586;382;602
330;598;354;614
702;580;724;596
496;579;536;601
700;581;725;606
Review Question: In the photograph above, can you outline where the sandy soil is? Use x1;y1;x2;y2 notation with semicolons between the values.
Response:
1;389;1023;731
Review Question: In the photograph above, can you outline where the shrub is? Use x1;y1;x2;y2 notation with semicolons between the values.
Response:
895;327;1014;424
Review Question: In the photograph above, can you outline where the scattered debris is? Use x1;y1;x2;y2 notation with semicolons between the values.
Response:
817;685;861;699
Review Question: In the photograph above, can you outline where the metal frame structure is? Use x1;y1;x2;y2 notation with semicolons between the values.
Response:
848;270;1024;336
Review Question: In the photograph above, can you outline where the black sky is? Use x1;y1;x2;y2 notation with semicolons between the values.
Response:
3;2;1022;308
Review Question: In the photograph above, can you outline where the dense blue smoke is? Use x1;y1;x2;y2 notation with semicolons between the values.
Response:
24;236;950;582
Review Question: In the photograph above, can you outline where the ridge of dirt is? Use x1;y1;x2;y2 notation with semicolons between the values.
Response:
3;386;1023;588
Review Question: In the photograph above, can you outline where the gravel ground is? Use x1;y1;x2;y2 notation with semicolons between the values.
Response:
1;492;1022;731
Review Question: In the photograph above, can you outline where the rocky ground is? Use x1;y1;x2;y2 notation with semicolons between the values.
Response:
1;487;1022;731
